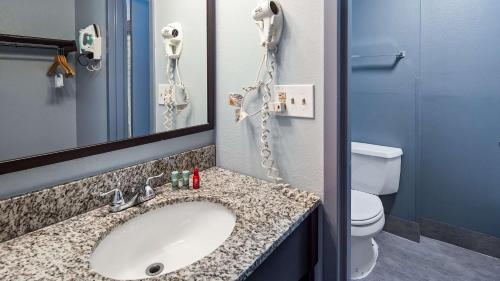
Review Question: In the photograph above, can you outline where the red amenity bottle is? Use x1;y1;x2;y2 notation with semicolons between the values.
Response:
192;168;200;189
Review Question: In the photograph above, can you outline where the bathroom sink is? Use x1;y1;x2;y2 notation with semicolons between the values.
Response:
90;201;236;280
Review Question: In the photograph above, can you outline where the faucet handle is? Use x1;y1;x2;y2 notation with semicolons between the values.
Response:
146;173;165;186
100;188;125;206
140;173;165;201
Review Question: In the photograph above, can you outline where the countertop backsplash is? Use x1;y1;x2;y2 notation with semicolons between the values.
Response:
0;145;216;243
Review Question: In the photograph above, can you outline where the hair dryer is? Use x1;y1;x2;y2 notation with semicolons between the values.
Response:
160;22;190;131
252;0;284;50
226;1;285;182
161;22;183;59
77;24;103;71
78;24;102;60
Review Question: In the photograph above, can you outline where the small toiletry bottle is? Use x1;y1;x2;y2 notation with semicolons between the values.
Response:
171;171;179;190
192;168;200;189
182;170;190;189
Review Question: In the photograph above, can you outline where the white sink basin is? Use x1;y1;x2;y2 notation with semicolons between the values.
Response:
90;201;236;280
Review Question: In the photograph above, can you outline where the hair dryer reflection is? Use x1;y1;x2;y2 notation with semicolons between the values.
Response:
160;22;191;132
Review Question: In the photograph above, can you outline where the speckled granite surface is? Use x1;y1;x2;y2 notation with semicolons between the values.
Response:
0;168;320;281
0;145;216;243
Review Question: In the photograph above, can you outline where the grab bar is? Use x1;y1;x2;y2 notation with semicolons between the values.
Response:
351;51;406;60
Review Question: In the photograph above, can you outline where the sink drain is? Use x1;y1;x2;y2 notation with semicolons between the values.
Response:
145;263;164;277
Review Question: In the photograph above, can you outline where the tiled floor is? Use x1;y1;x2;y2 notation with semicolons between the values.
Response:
361;232;500;281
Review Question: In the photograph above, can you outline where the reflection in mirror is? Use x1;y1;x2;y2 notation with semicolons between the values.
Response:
152;0;208;133
0;0;210;163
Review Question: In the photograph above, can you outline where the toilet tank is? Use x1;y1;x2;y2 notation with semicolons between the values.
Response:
351;142;403;195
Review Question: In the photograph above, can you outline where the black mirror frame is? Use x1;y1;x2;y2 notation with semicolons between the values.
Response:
0;0;215;175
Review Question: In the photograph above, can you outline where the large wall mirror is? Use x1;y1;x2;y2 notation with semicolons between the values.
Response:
0;0;214;174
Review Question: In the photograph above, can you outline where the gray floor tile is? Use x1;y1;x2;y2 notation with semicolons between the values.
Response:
360;232;500;281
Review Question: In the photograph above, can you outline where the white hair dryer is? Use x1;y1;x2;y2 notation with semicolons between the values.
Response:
226;1;285;182
252;0;284;50
160;22;190;131
161;22;183;59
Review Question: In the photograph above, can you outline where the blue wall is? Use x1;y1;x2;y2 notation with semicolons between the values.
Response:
419;0;500;237
131;0;152;137
352;0;500;237
351;0;420;221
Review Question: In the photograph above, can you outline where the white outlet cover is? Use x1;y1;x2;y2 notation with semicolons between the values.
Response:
158;84;168;105
274;84;315;119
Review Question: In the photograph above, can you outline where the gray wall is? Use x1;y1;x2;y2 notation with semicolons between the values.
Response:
153;0;208;132
75;0;109;146
215;0;325;196
0;0;77;161
323;0;341;279
0;0;75;39
351;0;500;237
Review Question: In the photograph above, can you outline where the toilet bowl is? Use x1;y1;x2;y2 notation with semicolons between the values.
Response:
350;142;403;280
351;190;385;280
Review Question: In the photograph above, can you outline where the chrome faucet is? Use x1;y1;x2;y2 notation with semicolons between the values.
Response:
101;173;165;213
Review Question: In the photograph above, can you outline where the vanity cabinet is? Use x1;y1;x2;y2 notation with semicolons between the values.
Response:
247;208;319;281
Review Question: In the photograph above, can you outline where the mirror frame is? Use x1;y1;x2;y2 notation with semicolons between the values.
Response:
0;0;215;175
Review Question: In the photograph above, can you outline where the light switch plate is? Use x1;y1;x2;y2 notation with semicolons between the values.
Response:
274;84;315;118
158;84;168;105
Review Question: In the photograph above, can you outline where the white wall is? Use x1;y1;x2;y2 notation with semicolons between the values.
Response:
215;0;325;196
153;0;208;132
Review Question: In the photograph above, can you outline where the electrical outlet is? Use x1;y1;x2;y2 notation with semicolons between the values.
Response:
271;102;287;113
274;84;315;118
158;84;168;105
278;92;287;103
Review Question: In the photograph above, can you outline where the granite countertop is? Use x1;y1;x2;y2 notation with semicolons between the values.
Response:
0;167;320;281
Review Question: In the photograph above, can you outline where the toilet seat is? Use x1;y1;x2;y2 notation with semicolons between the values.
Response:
351;190;384;226
352;210;384;226
350;191;386;279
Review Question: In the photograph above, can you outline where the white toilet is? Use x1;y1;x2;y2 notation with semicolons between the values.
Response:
351;142;403;280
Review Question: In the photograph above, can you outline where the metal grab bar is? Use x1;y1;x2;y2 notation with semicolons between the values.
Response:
351;51;406;59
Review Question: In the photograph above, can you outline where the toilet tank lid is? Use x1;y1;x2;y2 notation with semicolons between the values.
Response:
352;142;403;159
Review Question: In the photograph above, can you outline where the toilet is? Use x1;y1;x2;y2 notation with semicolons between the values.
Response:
351;142;403;280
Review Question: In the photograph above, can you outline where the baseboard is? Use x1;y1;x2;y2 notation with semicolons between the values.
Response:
382;215;500;258
419;217;500;259
383;214;420;242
